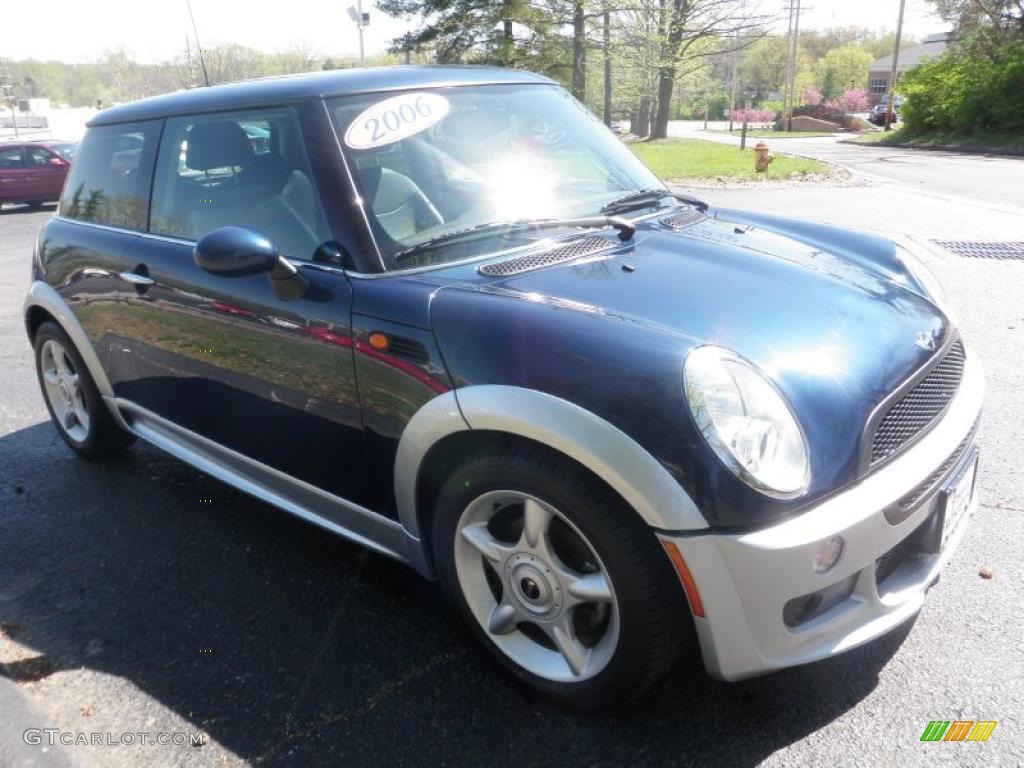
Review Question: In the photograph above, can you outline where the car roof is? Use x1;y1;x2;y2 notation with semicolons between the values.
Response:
89;66;555;127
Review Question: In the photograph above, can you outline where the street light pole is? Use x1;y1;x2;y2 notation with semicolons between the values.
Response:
357;0;365;66
885;0;906;131
347;2;367;66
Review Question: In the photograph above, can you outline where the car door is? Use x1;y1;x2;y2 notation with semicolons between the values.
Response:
111;105;373;508
25;146;70;201
0;145;31;201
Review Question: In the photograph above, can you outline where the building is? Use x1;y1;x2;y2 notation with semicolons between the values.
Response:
866;33;951;105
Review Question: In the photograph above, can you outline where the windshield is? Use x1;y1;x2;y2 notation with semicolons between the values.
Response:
329;84;662;270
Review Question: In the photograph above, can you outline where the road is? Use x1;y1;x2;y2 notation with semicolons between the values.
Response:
1;183;1023;767
667;120;1024;212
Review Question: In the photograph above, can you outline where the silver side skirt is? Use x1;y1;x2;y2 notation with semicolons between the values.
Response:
110;398;414;566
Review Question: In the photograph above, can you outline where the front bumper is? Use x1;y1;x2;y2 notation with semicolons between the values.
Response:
662;348;984;681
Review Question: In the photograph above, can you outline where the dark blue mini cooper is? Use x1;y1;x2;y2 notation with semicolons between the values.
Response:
24;67;983;707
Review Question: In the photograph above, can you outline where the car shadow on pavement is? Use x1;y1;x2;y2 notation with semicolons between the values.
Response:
0;421;913;767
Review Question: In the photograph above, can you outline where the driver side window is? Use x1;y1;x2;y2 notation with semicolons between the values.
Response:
149;107;329;261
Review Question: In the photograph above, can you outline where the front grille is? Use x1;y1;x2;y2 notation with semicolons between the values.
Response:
477;236;614;277
885;417;979;524
870;340;966;465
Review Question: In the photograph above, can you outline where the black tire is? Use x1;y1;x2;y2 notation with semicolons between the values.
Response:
33;321;135;459
431;441;691;708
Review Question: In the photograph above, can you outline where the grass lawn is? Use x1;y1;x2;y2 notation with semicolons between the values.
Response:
846;128;1024;150
630;138;830;182
704;129;838;139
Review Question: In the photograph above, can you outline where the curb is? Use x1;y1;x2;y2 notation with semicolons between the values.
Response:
838;139;1024;158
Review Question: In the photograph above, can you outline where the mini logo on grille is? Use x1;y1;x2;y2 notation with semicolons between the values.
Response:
915;330;937;351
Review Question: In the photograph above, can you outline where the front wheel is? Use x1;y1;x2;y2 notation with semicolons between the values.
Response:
432;443;690;707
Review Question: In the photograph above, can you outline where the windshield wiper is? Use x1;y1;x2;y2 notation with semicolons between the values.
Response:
393;216;636;263
600;188;708;215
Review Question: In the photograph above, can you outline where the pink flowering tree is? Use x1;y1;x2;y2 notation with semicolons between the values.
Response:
801;86;822;106
733;108;776;127
838;88;869;113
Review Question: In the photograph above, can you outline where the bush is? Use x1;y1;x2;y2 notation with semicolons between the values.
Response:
900;41;1024;136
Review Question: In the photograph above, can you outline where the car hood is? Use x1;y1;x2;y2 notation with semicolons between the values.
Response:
430;210;952;492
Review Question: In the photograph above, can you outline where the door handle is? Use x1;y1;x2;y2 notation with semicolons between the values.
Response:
119;271;155;286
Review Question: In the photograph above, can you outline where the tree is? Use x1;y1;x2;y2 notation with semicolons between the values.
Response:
648;0;767;139
837;87;869;112
933;0;1024;56
738;35;790;100
815;44;872;100
378;0;550;65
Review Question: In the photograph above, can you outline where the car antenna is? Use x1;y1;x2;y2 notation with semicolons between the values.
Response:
186;0;211;87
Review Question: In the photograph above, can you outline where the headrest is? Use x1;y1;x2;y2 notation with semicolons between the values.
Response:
185;121;254;171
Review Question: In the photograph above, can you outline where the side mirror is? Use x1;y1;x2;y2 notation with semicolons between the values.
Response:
48;156;68;167
194;227;309;300
194;227;280;276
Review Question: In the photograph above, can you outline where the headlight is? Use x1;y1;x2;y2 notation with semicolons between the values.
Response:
684;346;810;498
895;244;956;323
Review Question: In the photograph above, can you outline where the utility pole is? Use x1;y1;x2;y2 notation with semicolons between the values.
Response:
885;0;906;131
184;34;198;89
781;2;795;133
785;0;803;131
728;31;739;132
603;6;612;126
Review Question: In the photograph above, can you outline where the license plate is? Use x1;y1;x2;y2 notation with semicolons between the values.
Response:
940;451;978;550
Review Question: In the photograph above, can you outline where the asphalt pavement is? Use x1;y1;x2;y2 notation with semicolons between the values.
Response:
1;171;1023;768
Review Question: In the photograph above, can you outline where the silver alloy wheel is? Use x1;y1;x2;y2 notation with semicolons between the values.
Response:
40;339;90;443
454;490;620;683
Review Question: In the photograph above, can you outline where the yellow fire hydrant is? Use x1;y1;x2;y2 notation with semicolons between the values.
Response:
754;141;774;172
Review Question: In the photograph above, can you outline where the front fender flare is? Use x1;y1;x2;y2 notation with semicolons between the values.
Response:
395;385;707;563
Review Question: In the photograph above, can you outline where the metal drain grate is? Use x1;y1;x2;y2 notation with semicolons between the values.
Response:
933;241;1024;260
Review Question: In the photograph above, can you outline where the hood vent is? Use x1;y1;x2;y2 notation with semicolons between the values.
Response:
660;209;706;230
478;236;615;277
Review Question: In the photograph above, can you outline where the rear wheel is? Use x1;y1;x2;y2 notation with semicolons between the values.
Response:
34;321;134;459
432;443;690;707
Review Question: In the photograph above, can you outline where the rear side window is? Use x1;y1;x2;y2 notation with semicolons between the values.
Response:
59;121;160;231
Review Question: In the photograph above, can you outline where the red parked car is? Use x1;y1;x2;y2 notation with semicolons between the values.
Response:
0;140;77;209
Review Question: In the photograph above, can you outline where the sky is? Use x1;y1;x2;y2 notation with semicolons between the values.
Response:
0;0;947;64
